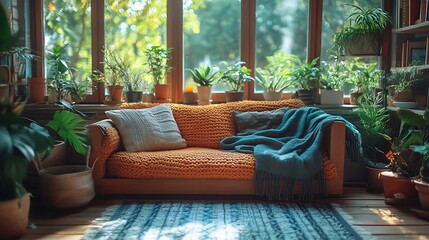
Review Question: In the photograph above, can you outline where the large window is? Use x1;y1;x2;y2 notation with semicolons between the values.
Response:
105;0;167;80
254;0;309;92
35;0;388;103
183;0;241;92
43;0;91;84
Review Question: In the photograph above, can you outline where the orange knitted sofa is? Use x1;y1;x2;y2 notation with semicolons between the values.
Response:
86;100;345;196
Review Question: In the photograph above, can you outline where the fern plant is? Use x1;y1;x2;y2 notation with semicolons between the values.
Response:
353;93;391;168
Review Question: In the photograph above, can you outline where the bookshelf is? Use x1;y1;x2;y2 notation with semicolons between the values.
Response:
391;0;429;68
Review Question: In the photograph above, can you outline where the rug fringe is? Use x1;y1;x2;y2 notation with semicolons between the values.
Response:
82;204;121;240
331;203;376;240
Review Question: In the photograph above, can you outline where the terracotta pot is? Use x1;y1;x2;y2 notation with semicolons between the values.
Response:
263;91;283;101
154;84;169;100
414;179;429;210
0;193;30;240
393;90;413;102
108;85;124;102
225;91;244;102
350;92;363;105
366;166;385;193
28;77;46;103
379;171;419;205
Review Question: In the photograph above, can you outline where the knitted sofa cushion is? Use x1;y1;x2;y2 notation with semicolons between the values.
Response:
105;147;338;180
119;99;305;148
107;147;255;180
106;105;187;151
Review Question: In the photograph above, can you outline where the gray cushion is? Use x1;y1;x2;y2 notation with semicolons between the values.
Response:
233;107;289;136
106;104;187;152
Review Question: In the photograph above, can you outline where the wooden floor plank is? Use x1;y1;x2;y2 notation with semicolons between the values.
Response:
20;187;429;239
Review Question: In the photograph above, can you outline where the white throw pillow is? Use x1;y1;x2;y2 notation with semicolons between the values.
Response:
106;104;187;152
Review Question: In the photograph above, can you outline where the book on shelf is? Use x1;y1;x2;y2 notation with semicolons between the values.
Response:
409;0;420;25
402;0;410;27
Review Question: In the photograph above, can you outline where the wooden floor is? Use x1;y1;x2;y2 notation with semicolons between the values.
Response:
21;187;429;239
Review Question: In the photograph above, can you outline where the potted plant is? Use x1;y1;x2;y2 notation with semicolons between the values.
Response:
144;45;173;101
379;109;425;205
353;93;391;192
46;45;73;103
255;68;291;101
188;65;219;105
290;57;320;105
103;48;125;104
0;96;54;239
319;60;347;105
124;69;144;103
348;62;383;105
393;109;429;210
333;4;390;56
219;61;254;102
387;65;422;106
31;100;93;209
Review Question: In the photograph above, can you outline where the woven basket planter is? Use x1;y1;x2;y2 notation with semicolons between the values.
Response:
39;165;95;209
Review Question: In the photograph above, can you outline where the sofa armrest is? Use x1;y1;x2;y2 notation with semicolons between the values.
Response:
323;121;345;194
86;119;122;186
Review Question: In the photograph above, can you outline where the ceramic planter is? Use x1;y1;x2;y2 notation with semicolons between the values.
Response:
197;86;212;105
320;89;344;105
0;193;30;239
263;91;283;101
296;89;316;105
126;91;143;103
379;171;419;205
142;93;154;103
414;179;429;210
225;91;244;102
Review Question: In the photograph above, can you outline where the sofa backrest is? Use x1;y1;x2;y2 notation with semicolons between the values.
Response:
119;99;305;149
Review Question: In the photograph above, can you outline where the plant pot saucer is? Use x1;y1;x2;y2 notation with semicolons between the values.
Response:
411;208;429;220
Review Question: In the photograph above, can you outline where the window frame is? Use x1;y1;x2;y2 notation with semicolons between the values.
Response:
29;0;390;104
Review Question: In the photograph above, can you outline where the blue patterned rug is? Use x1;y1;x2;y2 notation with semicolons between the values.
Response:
83;201;372;240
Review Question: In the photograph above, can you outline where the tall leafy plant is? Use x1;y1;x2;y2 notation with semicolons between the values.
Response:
144;46;173;85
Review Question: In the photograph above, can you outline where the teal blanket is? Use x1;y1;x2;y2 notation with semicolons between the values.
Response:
220;107;362;200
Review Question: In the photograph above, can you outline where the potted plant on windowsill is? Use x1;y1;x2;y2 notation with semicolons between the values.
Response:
387;65;422;107
188;65;219;105
103;48;125;104
0;96;54;239
219;61;254;102
255;68;291;101
144;45;172;102
333;4;390;56
319;60;347;105
290;57;320;105
124;69;144;103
